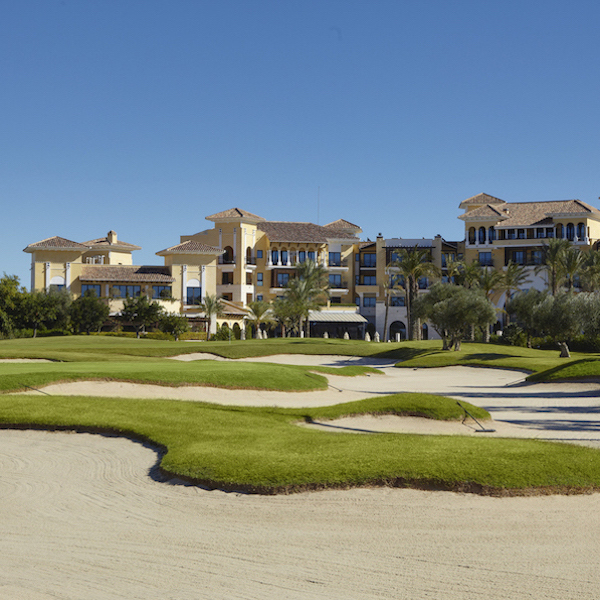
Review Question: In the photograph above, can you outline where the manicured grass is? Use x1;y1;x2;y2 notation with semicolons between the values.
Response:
0;359;379;393
1;392;599;495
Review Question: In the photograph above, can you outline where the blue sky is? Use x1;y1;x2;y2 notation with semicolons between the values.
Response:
3;0;600;286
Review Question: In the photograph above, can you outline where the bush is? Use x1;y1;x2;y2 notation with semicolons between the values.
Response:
502;323;527;347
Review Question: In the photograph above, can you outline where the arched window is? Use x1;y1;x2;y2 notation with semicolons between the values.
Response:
556;224;564;239
223;246;234;264
246;246;252;264
186;278;201;305
488;226;496;242
389;321;406;341
422;322;428;340
577;223;586;241
468;227;476;244
49;276;65;292
478;227;486;244
566;223;575;241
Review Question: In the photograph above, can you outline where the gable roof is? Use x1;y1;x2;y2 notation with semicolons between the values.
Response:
258;221;359;243
80;265;175;283
205;208;265;223
324;218;362;233
23;236;91;253
459;193;506;209
156;240;224;256
83;236;141;252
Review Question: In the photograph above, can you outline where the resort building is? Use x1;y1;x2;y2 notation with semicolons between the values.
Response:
458;193;600;304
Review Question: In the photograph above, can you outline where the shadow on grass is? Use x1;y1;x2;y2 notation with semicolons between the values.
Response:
529;358;600;382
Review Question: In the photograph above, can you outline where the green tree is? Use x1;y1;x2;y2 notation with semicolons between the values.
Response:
0;274;24;336
502;261;531;325
200;294;224;341
581;248;600;292
120;295;164;338
20;291;58;337
283;260;330;336
271;297;296;337
159;313;189;341
414;283;496;351
71;290;110;334
391;247;440;340
532;292;581;357
247;300;274;338
536;238;571;295
560;246;585;291
505;289;545;348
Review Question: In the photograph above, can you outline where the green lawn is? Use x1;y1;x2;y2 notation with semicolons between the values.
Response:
2;392;599;495
1;335;599;495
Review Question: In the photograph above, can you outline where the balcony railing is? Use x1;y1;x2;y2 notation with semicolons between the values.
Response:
218;257;235;265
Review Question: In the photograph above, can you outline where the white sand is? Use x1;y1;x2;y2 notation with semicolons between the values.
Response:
4;353;600;598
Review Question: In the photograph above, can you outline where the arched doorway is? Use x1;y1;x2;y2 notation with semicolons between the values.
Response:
422;322;428;340
389;320;406;341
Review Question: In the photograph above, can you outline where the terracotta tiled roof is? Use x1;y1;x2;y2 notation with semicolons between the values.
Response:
205;208;265;222
458;193;506;209
81;266;175;283
324;218;362;232
84;237;141;251
220;299;250;316
23;236;91;253
156;240;224;255
359;241;376;249
460;200;600;228
385;238;434;248
258;221;359;243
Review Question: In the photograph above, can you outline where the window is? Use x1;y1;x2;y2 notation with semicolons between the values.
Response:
256;250;263;259
478;227;486;244
517;229;525;239
298;251;306;263
556;224;564;238
478;252;492;267
362;276;377;285
532;250;543;265
577;223;586;240
507;229;516;240
418;277;428;290
49;284;65;292
512;251;525;265
329;274;342;288
271;250;279;264
186;287;202;305
276;272;289;287
111;285;141;298
257;273;263;286
281;250;288;264
536;228;545;239
330;296;341;304
329;252;341;266
390;296;405;307
221;272;233;285
362;253;376;267
566;223;575;241
81;284;101;297
308;251;315;262
152;286;172;299
246;273;252;285
256;294;263;301
488;227;496;242
355;296;360;306
468;228;476;244
546;228;554;238
363;296;376;307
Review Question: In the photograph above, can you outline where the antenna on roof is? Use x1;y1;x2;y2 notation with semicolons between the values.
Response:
317;186;320;225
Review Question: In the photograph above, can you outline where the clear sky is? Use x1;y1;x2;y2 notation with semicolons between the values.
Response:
3;0;600;287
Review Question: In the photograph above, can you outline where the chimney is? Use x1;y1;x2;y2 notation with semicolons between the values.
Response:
107;230;117;244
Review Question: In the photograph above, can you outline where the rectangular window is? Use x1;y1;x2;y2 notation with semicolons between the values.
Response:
391;296;405;307
246;273;252;285
546;228;554;238
418;277;428;290
111;285;141;298
329;252;341;267
362;253;376;267
513;251;525;265
517;229;525;239
362;276;377;285
257;273;263;286
532;250;543;265
330;296;341;304
221;272;233;285
298;251;306;263
308;251;315;262
329;274;342;288
256;250;263;259
363;296;376;307
152;285;172;299
478;252;492;267
256;294;263;301
81;284;101;297
186;287;202;305
277;273;290;287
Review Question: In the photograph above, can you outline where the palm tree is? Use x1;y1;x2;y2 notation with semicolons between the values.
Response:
392;246;440;340
382;267;403;342
561;246;585;291
536;238;571;295
200;294;224;341
283;260;330;336
475;267;504;341
246;300;274;338
581;247;600;292
502;261;530;326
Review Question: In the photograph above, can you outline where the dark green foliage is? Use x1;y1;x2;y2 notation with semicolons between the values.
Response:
119;295;164;338
70;290;110;334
